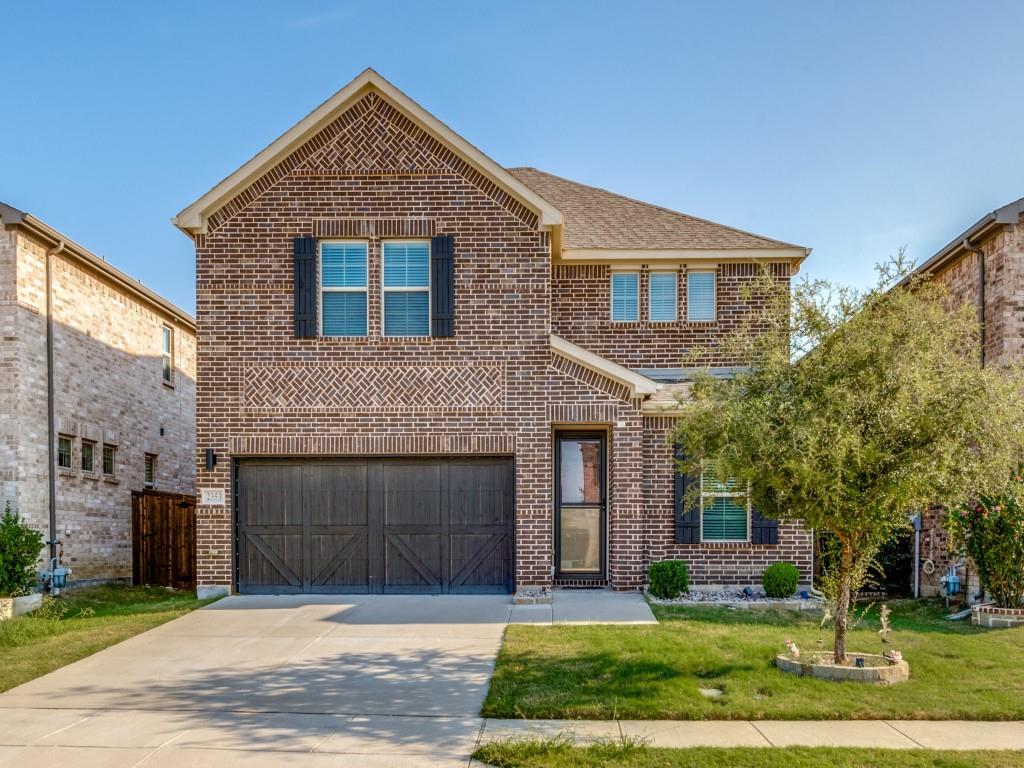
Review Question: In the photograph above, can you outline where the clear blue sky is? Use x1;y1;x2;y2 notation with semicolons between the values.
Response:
2;1;1023;315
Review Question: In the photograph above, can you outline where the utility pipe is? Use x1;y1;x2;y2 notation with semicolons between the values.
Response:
962;238;986;367
45;239;65;563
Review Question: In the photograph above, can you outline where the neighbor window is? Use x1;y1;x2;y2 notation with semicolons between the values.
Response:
687;271;716;321
57;436;72;469
144;453;156;488
700;460;749;542
161;325;174;384
81;440;95;473
383;241;430;337
320;241;368;337
649;271;678;322
610;272;639;322
103;444;116;477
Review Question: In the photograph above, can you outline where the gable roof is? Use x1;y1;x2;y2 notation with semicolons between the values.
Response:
509;167;808;262
173;69;562;237
550;334;658;397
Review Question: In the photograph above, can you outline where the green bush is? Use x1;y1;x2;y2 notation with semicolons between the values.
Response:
0;502;44;598
762;562;800;598
648;560;689;599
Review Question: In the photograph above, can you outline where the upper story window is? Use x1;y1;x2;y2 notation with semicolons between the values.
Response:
700;460;749;542
321;242;368;337
103;444;116;477
687;270;716;322
144;453;156;488
610;272;639;322
161;326;174;385
383;241;430;337
81;440;95;473
57;435;72;470
649;271;678;322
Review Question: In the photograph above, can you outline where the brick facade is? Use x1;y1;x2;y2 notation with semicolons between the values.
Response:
186;83;812;595
0;222;196;582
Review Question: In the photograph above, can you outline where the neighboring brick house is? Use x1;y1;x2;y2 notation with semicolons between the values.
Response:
0;203;196;582
904;196;1024;598
173;69;813;598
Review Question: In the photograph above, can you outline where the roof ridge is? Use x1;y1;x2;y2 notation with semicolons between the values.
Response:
508;166;803;250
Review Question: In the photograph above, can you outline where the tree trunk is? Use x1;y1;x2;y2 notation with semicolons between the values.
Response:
833;541;854;665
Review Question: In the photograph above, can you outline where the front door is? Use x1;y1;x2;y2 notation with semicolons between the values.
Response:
554;432;606;580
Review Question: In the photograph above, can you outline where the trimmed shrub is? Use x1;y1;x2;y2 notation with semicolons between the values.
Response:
0;502;44;597
648;560;689;599
762;562;800;598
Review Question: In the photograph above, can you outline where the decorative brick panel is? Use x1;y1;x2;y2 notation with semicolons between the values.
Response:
312;218;435;239
229;433;516;457
242;364;505;413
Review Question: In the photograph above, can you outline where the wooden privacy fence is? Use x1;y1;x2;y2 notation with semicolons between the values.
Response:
132;490;197;591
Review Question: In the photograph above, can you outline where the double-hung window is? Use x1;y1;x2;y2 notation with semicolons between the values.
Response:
57;436;72;470
320;242;368;337
687;270;716;321
103;444;116;477
610;272;639;322
700;460;749;542
649;271;678;322
161;326;174;385
383;241;430;337
81;440;95;473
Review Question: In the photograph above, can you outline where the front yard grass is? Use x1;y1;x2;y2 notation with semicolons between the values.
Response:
482;600;1024;720
474;740;1024;767
0;583;215;693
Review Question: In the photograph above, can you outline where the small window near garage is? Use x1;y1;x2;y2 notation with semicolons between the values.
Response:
57;435;73;470
700;460;749;542
687;271;716;321
610;272;639;322
161;325;174;385
103;444;116;477
144;453;156;488
649;271;678;322
320;241;368;337
383;241;430;337
81;439;96;473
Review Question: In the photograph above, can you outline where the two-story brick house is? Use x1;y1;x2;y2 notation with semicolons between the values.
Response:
0;203;196;582
904;195;1024;598
174;69;813;598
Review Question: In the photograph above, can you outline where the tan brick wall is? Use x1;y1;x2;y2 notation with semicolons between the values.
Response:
1;227;196;581
192;90;810;593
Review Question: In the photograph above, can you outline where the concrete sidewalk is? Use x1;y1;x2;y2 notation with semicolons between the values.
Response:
481;718;1024;750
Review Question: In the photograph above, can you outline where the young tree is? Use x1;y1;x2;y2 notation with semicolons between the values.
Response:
673;259;1024;662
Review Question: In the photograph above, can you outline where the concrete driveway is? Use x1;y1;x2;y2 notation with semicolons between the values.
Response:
0;592;655;767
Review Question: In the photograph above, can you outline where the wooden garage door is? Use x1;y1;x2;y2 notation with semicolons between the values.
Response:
236;458;514;594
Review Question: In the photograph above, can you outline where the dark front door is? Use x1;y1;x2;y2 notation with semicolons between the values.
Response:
554;433;606;580
236;457;514;594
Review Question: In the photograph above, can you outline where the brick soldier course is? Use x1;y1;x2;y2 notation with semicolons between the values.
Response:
174;69;813;597
0;204;196;582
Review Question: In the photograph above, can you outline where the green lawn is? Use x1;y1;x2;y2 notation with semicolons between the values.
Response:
474;740;1024;768
482;600;1024;720
0;584;215;693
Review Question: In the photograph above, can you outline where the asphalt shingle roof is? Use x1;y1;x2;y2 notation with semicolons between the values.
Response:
507;167;803;252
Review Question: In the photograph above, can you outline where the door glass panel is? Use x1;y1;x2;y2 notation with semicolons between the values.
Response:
560;506;601;573
560;439;601;504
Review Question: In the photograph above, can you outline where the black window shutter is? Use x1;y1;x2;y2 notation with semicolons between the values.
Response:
673;445;701;544
431;234;455;337
293;237;317;338
751;505;779;545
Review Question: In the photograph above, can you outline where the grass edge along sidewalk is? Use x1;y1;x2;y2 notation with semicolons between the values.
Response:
0;583;217;693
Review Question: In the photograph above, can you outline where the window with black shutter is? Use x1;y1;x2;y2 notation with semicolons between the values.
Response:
673;446;701;544
430;234;454;337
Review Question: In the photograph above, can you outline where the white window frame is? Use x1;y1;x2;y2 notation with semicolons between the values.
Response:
687;269;717;322
319;240;369;338
699;461;751;543
102;444;117;478
381;239;431;338
144;453;157;489
57;435;73;470
81;439;96;474
161;325;174;385
648;269;678;322
609;270;640;323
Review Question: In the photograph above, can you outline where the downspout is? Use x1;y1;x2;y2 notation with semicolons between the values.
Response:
962;238;986;367
45;240;65;563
